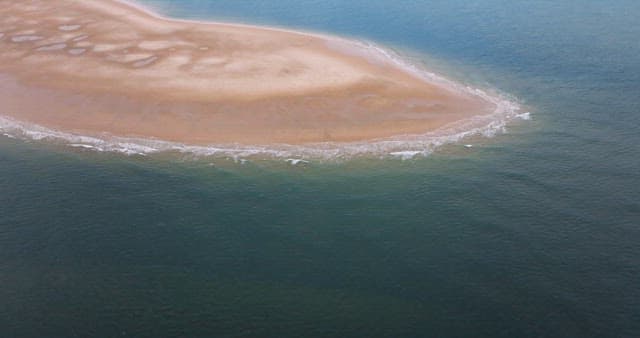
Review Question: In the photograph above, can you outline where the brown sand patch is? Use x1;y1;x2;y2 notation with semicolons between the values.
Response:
0;0;494;145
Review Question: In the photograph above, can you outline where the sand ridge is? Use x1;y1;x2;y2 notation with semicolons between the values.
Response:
0;0;495;144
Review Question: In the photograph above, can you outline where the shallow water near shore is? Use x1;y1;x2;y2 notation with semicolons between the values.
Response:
1;0;640;337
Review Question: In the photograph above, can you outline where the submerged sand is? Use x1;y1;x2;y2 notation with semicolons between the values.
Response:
0;0;495;145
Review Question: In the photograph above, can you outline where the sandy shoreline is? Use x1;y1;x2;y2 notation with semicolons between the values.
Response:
0;0;495;145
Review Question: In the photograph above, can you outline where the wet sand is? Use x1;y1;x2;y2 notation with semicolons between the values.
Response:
0;0;495;145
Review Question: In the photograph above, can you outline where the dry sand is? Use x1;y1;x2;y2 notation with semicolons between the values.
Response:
0;0;495;145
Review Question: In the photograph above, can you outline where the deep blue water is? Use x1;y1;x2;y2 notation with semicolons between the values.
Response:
1;0;639;336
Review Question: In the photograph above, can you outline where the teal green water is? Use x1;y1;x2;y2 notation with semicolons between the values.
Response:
1;0;639;336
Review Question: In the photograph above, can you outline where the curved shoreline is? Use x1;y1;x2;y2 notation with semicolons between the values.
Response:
0;94;527;160
116;0;361;43
0;0;522;157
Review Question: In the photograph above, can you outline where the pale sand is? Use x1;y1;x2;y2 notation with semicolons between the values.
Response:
0;0;495;145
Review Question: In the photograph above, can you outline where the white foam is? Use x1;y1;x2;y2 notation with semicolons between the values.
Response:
70;143;99;150
286;159;310;165
390;151;426;160
516;112;531;120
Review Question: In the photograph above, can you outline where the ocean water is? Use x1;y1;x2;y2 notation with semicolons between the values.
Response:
1;0;639;336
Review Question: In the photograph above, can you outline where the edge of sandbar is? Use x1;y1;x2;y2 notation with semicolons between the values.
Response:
0;0;526;160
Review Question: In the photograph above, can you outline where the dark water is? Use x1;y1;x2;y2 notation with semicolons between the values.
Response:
1;0;639;336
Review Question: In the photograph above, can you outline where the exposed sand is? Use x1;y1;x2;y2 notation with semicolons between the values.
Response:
0;0;495;145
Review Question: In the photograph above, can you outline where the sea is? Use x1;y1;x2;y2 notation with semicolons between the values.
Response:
1;0;639;336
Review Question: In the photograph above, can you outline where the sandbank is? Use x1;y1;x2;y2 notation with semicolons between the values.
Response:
0;0;495;145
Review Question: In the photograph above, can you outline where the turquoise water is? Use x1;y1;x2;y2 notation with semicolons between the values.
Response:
1;0;639;336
